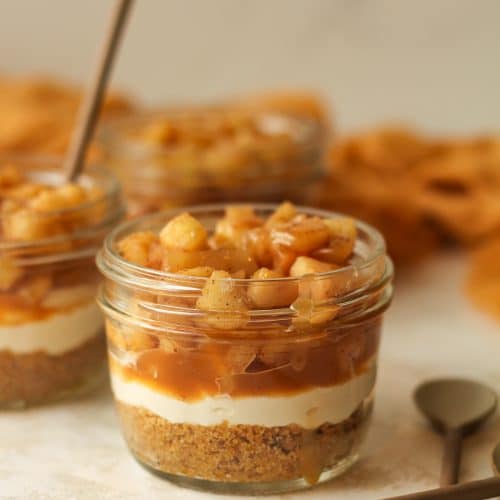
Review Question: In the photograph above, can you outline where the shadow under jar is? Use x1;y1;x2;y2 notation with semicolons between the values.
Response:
0;159;124;408
99;107;326;217
97;204;393;495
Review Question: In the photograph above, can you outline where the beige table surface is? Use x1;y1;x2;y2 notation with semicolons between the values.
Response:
1;253;499;500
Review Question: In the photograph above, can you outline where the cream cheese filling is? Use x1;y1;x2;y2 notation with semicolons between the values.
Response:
111;362;376;428
0;301;103;355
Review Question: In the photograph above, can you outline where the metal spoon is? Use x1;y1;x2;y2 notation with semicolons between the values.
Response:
414;378;497;486
493;442;500;475
64;0;133;181
384;443;500;499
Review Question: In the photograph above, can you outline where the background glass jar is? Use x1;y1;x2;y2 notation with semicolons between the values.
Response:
97;204;393;495
0;158;124;408
99;107;326;216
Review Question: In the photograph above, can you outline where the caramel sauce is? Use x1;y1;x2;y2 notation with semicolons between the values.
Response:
0;294;55;324
0;261;98;326
0;286;96;326
111;319;381;401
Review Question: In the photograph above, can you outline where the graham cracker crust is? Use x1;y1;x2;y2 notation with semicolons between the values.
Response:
116;399;372;484
0;333;106;407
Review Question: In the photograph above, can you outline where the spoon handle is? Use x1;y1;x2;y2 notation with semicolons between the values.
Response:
64;0;134;182
383;476;500;500
440;427;463;486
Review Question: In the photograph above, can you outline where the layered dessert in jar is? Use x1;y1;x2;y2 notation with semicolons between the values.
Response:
0;161;123;407
97;202;393;494
100;92;328;216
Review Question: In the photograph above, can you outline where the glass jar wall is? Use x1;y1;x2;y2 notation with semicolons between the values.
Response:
97;204;393;494
100;107;326;216
0;159;124;408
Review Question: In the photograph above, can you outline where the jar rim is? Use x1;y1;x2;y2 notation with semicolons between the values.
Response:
0;156;124;253
99;203;388;288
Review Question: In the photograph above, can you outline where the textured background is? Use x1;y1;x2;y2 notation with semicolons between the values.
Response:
1;0;499;133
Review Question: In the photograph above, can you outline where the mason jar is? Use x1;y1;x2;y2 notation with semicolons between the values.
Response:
97;204;393;494
100;107;326;216
0;158;124;408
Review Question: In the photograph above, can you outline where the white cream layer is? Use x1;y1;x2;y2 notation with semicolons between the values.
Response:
0;301;103;355
111;362;376;429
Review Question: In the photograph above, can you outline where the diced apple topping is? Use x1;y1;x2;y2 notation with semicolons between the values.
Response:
123;330;158;352
197;270;249;329
270;216;331;254
0;164;109;242
248;268;298;308
159;212;208;251
0;165;112;331
271;245;297;275
106;319;158;352
178;266;214;277
290;256;339;302
212;205;263;248
118;231;159;267
320;217;357;264
161;248;257;276
265;201;297;227
117;203;359;326
135;107;307;188
3;209;57;241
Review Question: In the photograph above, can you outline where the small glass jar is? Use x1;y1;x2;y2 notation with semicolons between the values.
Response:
97;204;393;495
100;107;326;216
0;158;124;408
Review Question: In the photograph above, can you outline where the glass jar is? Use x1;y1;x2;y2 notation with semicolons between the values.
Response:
100;107;326;216
0;158;124;408
97;204;393;494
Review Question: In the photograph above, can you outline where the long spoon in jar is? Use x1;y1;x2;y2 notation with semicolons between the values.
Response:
64;0;134;182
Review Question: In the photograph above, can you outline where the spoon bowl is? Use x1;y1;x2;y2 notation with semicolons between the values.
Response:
415;378;497;433
414;378;497;486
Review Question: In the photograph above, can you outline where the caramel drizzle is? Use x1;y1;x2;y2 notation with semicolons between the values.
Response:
110;321;380;401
